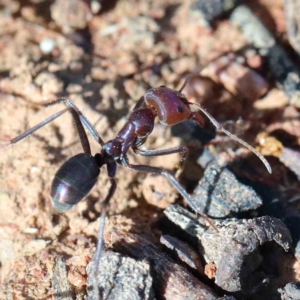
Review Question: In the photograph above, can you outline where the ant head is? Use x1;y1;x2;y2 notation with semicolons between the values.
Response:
176;90;189;105
145;86;191;126
158;85;189;104
102;139;122;161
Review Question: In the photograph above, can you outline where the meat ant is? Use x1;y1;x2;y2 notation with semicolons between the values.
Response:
0;75;271;294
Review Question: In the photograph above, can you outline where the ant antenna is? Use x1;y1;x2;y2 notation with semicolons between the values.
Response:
188;102;272;174
179;74;191;93
178;65;210;93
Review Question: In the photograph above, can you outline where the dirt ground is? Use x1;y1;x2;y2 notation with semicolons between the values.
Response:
0;0;300;299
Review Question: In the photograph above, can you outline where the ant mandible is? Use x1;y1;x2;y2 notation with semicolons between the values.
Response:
0;76;271;286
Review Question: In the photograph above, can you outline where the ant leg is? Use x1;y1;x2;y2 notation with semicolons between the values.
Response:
133;145;189;177
0;107;91;154
121;158;218;231
41;99;104;146
93;176;117;276
92;162;117;298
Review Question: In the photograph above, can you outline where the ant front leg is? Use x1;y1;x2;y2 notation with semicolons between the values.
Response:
121;157;218;231
132;145;189;177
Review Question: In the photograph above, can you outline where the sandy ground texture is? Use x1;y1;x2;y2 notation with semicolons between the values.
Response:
0;0;300;299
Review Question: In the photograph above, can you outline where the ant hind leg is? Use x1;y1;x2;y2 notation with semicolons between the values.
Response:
122;158;218;231
91;161;117;298
42;99;104;146
0;107;91;154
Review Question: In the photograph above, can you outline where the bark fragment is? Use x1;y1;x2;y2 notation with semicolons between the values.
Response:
164;204;292;292
52;256;75;300
192;161;263;217
86;251;154;300
279;282;300;300
110;231;218;300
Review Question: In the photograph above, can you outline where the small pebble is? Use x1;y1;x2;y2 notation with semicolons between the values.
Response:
39;38;56;54
279;282;300;300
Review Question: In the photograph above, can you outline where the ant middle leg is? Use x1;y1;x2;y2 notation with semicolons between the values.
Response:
133;145;189;177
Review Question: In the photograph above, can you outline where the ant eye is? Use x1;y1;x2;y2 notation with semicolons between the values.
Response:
177;106;184;113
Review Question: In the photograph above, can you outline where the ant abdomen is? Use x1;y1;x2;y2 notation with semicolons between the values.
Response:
144;86;191;126
51;153;100;212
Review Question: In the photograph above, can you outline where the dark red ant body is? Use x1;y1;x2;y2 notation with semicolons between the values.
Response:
0;79;271;294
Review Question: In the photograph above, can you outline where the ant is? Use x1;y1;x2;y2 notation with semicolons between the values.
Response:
0;76;271;295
